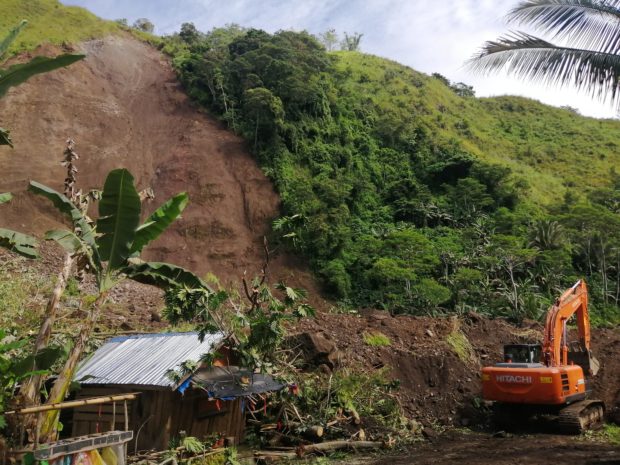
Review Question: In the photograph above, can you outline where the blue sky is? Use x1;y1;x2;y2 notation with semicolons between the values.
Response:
63;0;617;119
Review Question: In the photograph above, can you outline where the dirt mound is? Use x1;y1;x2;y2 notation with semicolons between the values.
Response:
0;34;320;302
296;311;620;427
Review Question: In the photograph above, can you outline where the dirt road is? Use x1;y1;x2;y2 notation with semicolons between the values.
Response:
369;432;620;465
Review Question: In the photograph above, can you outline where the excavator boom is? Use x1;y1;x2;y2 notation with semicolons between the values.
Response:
542;280;597;374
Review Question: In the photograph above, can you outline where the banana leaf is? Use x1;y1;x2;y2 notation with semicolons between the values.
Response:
131;192;189;255
28;181;100;266
0;20;27;60
124;261;211;291
0;227;38;258
96;169;141;272
0;54;85;98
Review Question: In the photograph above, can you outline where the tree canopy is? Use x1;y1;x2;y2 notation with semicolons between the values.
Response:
163;26;620;324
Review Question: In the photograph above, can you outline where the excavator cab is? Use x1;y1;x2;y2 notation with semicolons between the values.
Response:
503;344;541;364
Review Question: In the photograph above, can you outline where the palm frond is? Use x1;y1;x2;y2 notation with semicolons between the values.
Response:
508;0;620;53
468;32;620;105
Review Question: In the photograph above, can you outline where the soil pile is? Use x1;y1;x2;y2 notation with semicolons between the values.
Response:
0;34;319;300
295;310;620;427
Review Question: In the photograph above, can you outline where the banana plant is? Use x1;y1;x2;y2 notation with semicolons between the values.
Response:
31;168;209;441
0;191;39;258
0;331;57;429
0;20;85;147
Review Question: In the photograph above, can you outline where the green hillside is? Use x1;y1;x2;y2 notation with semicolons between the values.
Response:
1;0;618;324
0;0;121;54
332;52;620;205
165;27;620;323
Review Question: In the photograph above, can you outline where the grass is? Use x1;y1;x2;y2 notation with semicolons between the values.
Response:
363;330;391;347
0;0;122;55
445;321;476;365
0;258;49;334
583;423;620;445
0;0;162;56
601;424;620;445
332;52;620;205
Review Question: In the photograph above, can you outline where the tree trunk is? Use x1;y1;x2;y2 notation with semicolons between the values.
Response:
19;253;74;407
254;115;259;152
615;250;620;305
599;236;608;304
38;291;108;443
507;260;519;318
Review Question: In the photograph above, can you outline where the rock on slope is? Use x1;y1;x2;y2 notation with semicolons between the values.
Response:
0;34;319;296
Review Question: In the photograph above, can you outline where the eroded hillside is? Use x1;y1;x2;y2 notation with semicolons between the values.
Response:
0;34;318;296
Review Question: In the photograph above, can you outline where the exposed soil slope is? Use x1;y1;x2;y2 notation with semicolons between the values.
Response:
296;311;620;427
0;35;319;297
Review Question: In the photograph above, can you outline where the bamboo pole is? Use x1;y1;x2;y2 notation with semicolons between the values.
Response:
4;393;139;416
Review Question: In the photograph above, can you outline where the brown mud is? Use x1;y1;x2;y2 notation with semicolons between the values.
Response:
0;34;320;302
296;310;620;428
370;432;620;465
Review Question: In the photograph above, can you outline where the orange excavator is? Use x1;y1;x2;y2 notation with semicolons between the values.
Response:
482;280;605;433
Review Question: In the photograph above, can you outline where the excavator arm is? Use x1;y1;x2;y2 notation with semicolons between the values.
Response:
542;280;599;375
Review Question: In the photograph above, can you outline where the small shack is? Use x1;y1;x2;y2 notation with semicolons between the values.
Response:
72;332;282;452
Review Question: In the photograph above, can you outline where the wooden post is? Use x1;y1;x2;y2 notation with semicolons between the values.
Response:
124;400;129;456
111;401;116;431
33;412;41;447
123;401;129;431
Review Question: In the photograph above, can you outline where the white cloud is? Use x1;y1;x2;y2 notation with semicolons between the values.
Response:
62;0;618;118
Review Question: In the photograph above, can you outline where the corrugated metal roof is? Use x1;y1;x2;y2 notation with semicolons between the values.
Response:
74;332;224;388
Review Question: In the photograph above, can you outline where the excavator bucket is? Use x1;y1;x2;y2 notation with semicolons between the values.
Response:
568;346;600;377
588;353;601;377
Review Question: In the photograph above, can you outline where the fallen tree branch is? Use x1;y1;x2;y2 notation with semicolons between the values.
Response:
255;440;384;459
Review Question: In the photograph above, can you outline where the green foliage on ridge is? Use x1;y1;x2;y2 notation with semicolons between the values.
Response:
164;26;620;323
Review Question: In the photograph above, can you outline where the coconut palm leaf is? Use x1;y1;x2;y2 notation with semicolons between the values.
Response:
0;228;38;258
0;54;85;98
507;0;620;54
469;32;620;104
130;192;189;255
96;169;141;272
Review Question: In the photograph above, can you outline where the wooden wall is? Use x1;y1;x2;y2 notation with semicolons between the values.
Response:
169;389;245;445
72;386;244;452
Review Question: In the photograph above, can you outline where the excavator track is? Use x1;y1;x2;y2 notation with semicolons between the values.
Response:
558;400;605;434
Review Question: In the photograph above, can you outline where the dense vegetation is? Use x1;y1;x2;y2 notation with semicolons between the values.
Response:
163;26;620;324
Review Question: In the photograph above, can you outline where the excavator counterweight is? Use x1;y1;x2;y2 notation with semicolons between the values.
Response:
481;280;605;433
